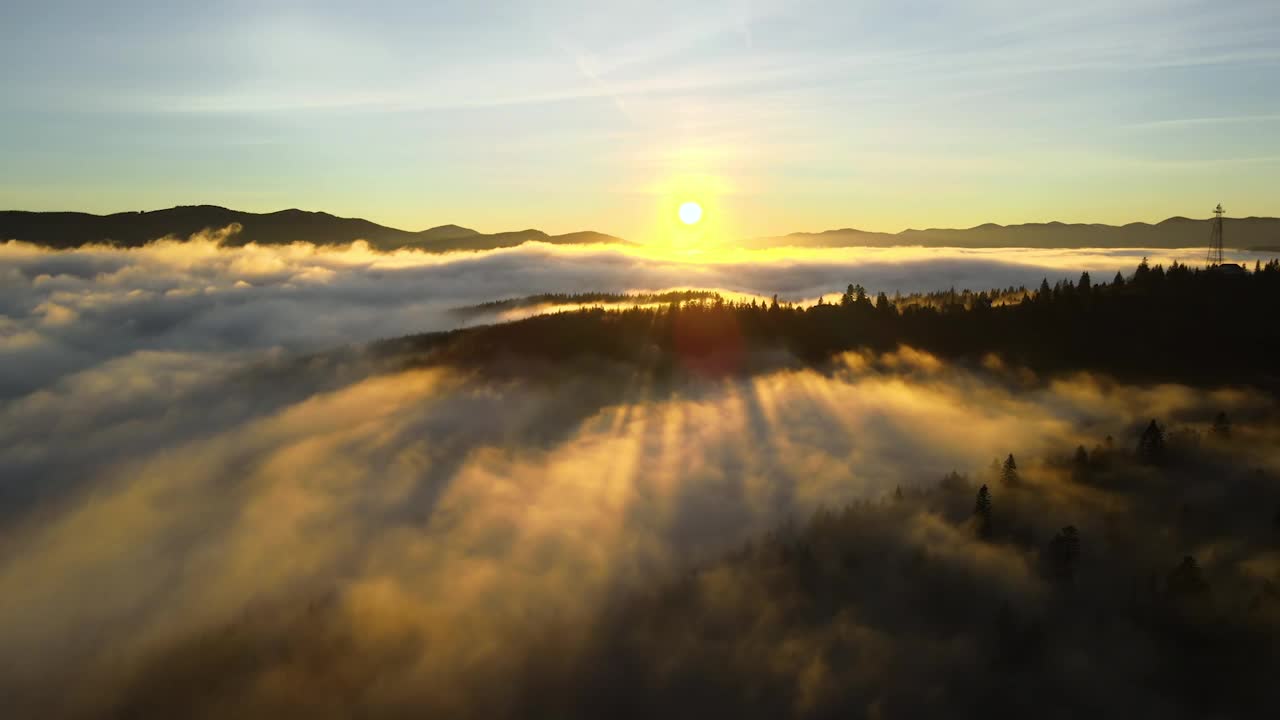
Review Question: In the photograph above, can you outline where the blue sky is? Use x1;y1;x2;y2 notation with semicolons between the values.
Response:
2;0;1278;240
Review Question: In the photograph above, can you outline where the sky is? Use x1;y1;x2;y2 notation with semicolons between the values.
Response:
2;0;1279;242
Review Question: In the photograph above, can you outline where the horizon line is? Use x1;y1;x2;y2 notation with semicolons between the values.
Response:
4;203;1278;242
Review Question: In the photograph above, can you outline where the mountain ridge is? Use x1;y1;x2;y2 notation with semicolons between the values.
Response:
3;205;1278;252
758;215;1280;250
0;205;630;253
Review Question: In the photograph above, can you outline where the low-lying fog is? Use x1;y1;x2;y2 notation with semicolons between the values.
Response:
2;235;1276;716
1;234;1268;397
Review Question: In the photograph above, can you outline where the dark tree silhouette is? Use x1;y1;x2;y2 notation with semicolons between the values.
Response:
875;291;892;313
1072;445;1090;483
1038;278;1052;301
1000;454;1020;487
1134;257;1151;282
1046;526;1081;585
974;484;993;540
940;470;968;492
1137;420;1166;464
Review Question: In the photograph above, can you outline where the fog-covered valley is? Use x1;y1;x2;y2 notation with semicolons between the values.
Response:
2;236;1279;717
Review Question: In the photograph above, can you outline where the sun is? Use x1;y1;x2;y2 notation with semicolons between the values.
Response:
678;201;703;226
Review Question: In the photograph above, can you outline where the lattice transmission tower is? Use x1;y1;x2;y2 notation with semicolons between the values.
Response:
1206;203;1225;267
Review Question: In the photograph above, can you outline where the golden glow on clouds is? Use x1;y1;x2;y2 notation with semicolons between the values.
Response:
0;340;1275;712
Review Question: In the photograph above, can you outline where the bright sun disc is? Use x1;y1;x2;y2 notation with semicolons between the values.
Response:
678;201;703;225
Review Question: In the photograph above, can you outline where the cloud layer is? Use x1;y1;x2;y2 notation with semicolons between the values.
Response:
2;342;1273;715
3;235;1268;398
2;237;1277;715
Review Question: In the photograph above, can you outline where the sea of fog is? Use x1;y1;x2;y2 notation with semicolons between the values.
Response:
2;237;1278;715
2;237;1271;398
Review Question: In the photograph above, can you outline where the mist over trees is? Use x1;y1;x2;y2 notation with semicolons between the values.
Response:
392;258;1280;388
549;412;1280;719
343;258;1280;715
3;256;1280;718
93;404;1280;719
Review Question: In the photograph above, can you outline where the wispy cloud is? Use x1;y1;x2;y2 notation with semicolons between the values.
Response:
1124;113;1280;130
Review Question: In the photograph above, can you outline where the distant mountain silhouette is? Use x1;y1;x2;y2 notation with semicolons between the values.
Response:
0;206;631;252
7;205;1278;252
749;216;1280;250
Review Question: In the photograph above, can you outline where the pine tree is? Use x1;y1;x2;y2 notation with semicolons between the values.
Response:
974;485;993;540
1072;445;1090;483
1112;271;1125;287
1134;257;1151;282
1078;271;1091;292
1137;419;1165;463
1001;454;1020;487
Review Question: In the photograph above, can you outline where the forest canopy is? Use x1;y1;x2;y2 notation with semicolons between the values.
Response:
381;258;1280;388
